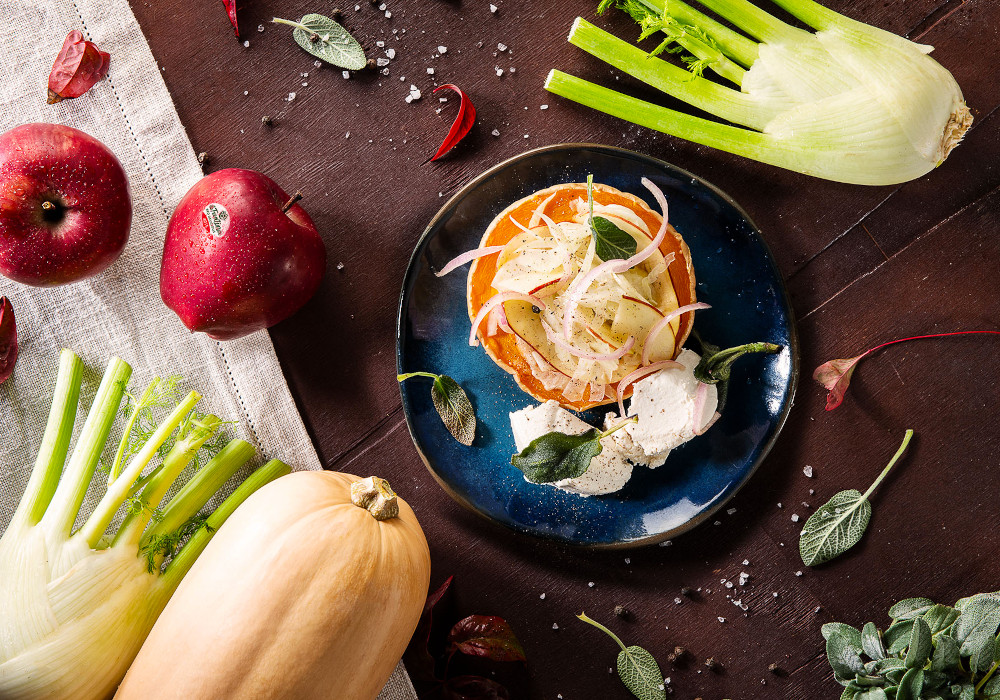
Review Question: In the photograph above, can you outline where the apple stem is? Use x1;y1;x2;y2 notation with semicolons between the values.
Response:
281;191;303;214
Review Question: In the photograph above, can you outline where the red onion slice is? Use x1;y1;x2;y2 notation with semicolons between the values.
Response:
469;292;545;346
640;302;712;366
616;359;683;417
544;323;636;362
435;245;505;277
697;411;721;436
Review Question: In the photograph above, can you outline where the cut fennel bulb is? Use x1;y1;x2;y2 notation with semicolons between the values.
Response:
545;0;972;185
0;349;291;700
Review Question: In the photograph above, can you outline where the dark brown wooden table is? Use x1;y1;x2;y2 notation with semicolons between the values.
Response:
128;0;1000;697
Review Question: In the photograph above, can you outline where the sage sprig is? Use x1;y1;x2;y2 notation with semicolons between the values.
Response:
824;592;1000;699
799;430;913;567
398;372;476;446
587;174;637;262
511;419;634;484
578;612;666;700
272;14;367;70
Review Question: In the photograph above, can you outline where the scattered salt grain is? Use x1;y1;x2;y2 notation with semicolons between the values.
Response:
714;521;721;526
738;572;749;585
809;489;815;495
588;581;595;587
427;67;435;75
490;3;497;11
743;559;750;565
409;84;422;100
523;134;529;138
438;45;448;53
552;623;559;630
718;617;726;623
344;132;350;138
243;90;249;96
343;71;350;79
243;40;249;48
377;57;390;67
378;2;385;9
725;581;734;589
773;592;779;597
674;597;683;604
540;104;549;110
336;262;345;270
777;502;783;508
795;571;803;577
377;40;385;48
660;540;673;547
257;24;264;32
539;593;546;600
314;60;322;68
386;48;396;59
509;67;516;73
496;67;504;77
385;10;391;18
791;514;800;523
286;92;296;101
727;508;737;515
624;558;630;564
498;42;507;51
381;68;389;75
803;465;814;477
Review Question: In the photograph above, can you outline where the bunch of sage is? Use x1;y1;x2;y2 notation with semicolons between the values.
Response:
825;592;1000;699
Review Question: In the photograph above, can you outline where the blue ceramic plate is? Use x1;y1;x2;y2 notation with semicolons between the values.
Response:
397;144;798;548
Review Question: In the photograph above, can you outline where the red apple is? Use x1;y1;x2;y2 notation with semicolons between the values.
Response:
0;123;131;286
160;168;326;341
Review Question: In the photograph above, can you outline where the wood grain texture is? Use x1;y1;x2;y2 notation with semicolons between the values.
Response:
127;0;1000;696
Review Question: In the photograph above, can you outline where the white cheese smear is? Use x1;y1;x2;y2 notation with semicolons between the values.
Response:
508;349;718;496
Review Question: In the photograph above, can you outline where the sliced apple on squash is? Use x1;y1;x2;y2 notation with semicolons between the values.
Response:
612;296;677;363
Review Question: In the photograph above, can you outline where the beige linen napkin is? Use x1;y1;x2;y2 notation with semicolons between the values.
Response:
0;1;416;697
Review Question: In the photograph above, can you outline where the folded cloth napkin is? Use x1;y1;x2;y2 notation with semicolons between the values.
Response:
0;1;416;697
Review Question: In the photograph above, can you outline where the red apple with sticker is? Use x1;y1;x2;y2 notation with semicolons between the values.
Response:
160;168;326;341
0;123;131;286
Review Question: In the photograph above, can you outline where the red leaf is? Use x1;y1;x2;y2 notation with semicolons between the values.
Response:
47;30;110;104
431;84;476;161
813;354;864;411
0;297;16;384
447;615;526;664
404;576;454;683
440;676;510;700
223;0;240;38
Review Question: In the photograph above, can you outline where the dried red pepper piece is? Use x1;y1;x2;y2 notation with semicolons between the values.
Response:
0;297;18;384
223;0;240;38
431;84;476;161
47;30;110;104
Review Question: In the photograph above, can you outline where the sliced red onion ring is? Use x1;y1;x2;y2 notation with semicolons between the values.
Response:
616;359;683;417
544;323;635;362
469;292;544;346
562;177;670;341
435;245;505;277
697;411;722;435
496;301;511;332
641;302;712;365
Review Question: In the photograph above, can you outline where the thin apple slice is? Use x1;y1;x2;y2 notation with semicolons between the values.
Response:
612;296;677;363
503;300;576;378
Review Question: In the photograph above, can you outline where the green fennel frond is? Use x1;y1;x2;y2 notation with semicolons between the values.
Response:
140;512;214;574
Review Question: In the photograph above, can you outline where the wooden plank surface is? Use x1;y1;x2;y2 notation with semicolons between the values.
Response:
127;0;1000;696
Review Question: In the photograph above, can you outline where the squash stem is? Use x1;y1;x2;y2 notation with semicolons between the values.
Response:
40;357;132;541
159;459;291;588
13;349;83;527
77;391;201;548
139;439;256;549
114;415;224;547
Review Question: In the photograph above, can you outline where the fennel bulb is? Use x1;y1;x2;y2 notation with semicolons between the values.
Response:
545;0;972;185
0;349;290;700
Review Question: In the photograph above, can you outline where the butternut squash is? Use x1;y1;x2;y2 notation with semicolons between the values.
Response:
115;472;431;700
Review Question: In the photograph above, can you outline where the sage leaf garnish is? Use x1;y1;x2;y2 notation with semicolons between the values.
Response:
511;419;633;484
824;592;1000;699
578;612;666;700
272;14;367;70
693;339;783;385
798;429;913;567
586;174;637;262
398;372;476;445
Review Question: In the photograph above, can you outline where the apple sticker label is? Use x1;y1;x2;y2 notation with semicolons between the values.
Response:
202;203;231;238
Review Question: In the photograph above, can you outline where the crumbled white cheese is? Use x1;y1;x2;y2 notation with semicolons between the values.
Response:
510;401;632;496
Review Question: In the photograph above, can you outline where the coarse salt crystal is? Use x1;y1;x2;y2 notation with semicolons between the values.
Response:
314;60;322;68
539;593;546;599
404;95;413;103
343;71;350;79
523;134;529;138
509;67;516;73
345;132;350;138
287;92;296;101
660;540;672;547
588;581;595;587
386;48;396;59
498;42;507;51
243;40;249;48
624;558;631;564
552;622;559;630
378;2;385;9
385;10;391;18
743;559;750;565
243;90;249;96
381;68;389;76
427;67;435;75
257;24;264;32
540;104;549;110
804;465;814;477
791;514;800;522
377;40;385;47
674;597;683;604
727;508;737;515
438;45;448;53
377;57;390;67
739;572;749;585
490;3;497;11
795;570;803;577
496;67;504;77
718;617;726;623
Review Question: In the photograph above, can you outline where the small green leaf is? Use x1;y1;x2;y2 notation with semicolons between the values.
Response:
586;173;638;262
827;629;866;684
272;14;367;69
885;619;916;655
971;636;996;674
895;667;924;700
799;489;871;566
398;372;477;445
862;622;886;661
890;598;935;621
512;429;603;483
905;618;931;668
800;430;913;567
923;605;960;637
930;635;960;673
870;657;905;674
824;623;864;646
855;689;889;700
693;341;781;385
617;646;667;700
953;595;1000;656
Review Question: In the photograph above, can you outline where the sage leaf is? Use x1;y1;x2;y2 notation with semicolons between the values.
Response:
840;685;863;700
889;598;935;621
824;623;864;647
512;429;603;483
694;340;782;385
272;14;367;70
862;622;886;661
855;689;888;700
930;634;960;673
884;619;915;655
799;430;913;566
827;629;866;684
398;372;477;445
953;595;1000;656
870;657;905;674
922;604;960;636
578;613;665;700
970;635;996;673
586;174;638;262
895;667;924;700
955;681;977;700
904;618;931;668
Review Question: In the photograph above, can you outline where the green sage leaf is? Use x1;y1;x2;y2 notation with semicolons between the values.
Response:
971;635;996;673
398;372;476;445
905;618;931;669
870;657;905;674
953;595;1000;656
923;605;960;637
512;429;603;483
855;689;888;700
982;672;1000;698
827;629;866;684
617;646;667;700
890;598;935;621
592;216;638;262
885;619;916;655
930;635;960;673
273;14;367;70
862;622;886;661
955;681;977;700
840;685;863;700
824;623;864;646
799;489;871;566
693;341;782;385
896;667;924;700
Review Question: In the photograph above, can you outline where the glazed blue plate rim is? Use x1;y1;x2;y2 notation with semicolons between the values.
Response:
396;143;799;549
